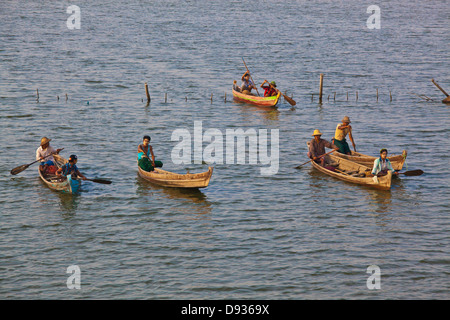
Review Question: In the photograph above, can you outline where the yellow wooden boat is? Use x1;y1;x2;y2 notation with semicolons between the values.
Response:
307;143;392;190
138;165;213;189
232;88;281;107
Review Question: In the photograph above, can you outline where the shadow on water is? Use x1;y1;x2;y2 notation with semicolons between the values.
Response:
135;175;212;215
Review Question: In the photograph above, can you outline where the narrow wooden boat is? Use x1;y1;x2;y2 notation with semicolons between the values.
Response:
38;154;81;194
232;87;280;107
332;149;407;171
307;143;392;190
138;165;213;189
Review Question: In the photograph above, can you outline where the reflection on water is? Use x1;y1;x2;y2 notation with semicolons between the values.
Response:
366;189;393;214
35;177;80;215
235;103;280;122
135;175;212;216
306;168;410;214
57;192;79;216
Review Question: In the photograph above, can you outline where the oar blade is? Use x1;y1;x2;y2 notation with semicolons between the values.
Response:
284;95;296;106
10;164;29;175
90;178;112;184
402;169;424;176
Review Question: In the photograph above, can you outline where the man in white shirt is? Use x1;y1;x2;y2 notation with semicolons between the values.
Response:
36;137;62;167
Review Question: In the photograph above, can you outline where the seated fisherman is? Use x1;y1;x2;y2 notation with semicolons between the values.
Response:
308;129;339;167
138;135;163;172
55;154;87;180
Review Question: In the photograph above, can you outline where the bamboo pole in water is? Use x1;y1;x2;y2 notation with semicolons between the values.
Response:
319;73;324;104
145;83;151;103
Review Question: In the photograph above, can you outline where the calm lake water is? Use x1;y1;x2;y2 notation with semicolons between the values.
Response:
0;0;449;300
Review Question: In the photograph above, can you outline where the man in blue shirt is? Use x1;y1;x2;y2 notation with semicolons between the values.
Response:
240;71;256;94
56;155;87;180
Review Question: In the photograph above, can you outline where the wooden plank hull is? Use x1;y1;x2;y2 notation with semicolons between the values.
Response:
308;146;392;190
333;150;407;171
138;165;213;189
38;155;81;194
232;88;280;107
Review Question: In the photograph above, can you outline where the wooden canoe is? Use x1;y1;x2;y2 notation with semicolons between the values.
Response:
38;154;81;194
332;149;407;171
138;165;213;188
232;88;280;107
307;144;392;190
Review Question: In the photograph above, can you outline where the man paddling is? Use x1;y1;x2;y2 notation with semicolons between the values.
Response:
260;80;278;97
240;71;256;95
56;155;87;180
36;137;62;171
333;116;356;155
308;129;339;167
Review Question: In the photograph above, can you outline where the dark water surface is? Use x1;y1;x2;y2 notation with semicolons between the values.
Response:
0;0;449;299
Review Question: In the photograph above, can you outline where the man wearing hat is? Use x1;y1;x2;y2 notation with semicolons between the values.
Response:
260;79;278;97
56;154;86;180
36;137;62;167
308;129;338;166
333;116;356;155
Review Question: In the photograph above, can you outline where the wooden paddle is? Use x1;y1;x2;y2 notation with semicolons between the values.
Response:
295;149;337;169
50;175;112;185
10;149;64;175
263;80;296;106
242;58;260;97
85;178;112;184
396;169;424;176
280;91;296;106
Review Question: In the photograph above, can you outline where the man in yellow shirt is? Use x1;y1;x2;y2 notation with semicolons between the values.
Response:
333;116;356;155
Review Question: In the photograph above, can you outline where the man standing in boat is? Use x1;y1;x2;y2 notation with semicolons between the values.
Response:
260;80;278;97
308;130;339;166
333;116;356;155
240;71;256;95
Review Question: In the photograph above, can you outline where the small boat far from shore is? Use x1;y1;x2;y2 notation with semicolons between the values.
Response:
232;87;280;108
